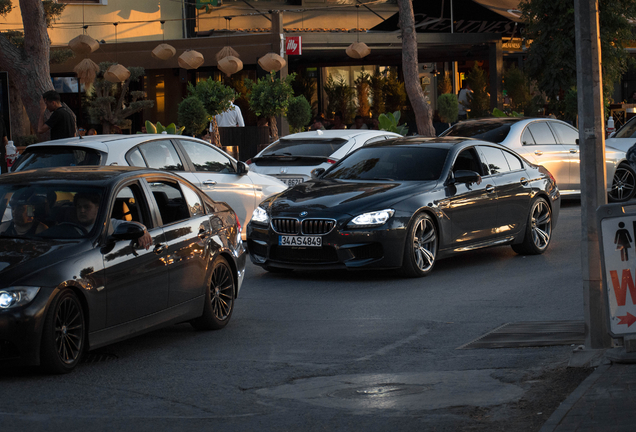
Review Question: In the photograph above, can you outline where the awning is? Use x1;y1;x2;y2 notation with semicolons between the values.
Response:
369;0;523;38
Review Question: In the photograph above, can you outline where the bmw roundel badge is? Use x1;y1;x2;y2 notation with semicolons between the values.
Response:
300;211;308;217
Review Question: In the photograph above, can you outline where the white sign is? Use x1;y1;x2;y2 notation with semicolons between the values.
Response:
601;214;636;335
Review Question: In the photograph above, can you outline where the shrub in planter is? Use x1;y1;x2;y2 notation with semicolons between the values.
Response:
287;95;312;133
437;93;459;124
177;97;208;137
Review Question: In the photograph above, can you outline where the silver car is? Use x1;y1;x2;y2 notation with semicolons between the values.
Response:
441;117;636;202
11;134;288;238
247;129;402;187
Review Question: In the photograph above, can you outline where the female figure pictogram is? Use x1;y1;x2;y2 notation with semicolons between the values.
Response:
615;222;633;261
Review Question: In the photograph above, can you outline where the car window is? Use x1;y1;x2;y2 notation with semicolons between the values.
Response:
521;128;535;145
478;146;511;175
181;183;204;217
133;140;184;171
502;149;524;171
261;138;348;157
441;122;512;143
179;140;236;173
127;148;145;167
453;148;487;176
527;122;557;145
111;184;148;227
550;122;579;145
12;147;102;172
614;116;636;138
364;136;388;146
147;180;192;225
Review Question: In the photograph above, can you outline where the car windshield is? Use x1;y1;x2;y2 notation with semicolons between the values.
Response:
261;138;348;157
323;147;449;181
441;122;512;143
0;185;105;240
614;117;636;138
12;147;102;172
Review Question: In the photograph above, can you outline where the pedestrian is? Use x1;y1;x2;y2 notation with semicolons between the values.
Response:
38;90;77;140
331;112;346;130
0;112;8;174
87;128;97;136
309;117;325;131
78;127;87;137
215;99;245;127
351;115;368;130
457;82;473;121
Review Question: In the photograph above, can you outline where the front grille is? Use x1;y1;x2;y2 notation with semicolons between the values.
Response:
301;219;336;235
270;245;339;263
271;218;299;234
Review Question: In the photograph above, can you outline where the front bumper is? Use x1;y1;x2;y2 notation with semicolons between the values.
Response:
246;220;407;271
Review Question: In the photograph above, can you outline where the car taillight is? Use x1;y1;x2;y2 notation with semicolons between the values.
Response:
235;213;242;233
245;159;252;165
547;171;556;184
327;158;337;164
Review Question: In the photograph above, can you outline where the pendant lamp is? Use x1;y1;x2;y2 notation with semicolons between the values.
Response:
179;50;205;69
258;52;286;72
152;21;176;60
346;5;370;59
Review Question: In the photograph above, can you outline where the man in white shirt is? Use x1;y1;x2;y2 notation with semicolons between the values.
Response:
457;83;473;121
215;100;245;127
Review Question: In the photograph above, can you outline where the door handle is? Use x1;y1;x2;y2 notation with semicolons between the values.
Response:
534;151;543;156
198;228;210;239
153;244;168;254
520;177;529;186
486;185;495;193
203;180;217;186
569;148;578;153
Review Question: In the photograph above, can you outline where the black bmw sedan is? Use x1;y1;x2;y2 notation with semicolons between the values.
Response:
247;137;560;277
0;166;245;373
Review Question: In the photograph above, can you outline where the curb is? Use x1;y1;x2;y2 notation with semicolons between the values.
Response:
539;363;610;432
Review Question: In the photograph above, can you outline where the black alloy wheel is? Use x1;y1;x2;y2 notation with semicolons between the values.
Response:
40;289;86;374
609;164;636;202
401;213;438;278
191;256;235;330
512;197;552;255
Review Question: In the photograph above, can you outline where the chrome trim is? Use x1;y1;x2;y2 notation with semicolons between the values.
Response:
453;236;514;252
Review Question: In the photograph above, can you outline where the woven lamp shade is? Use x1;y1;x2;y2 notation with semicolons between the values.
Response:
104;64;131;83
258;52;286;72
215;46;240;62
151;43;176;60
217;56;243;77
346;42;371;59
69;34;99;56
74;58;100;86
178;50;204;69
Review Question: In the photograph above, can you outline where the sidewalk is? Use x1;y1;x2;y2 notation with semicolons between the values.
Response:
541;359;636;431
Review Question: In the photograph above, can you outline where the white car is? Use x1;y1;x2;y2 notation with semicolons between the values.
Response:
11;134;287;238
606;115;636;153
246;129;402;186
441;117;636;202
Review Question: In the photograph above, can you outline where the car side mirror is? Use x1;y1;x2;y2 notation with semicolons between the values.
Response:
237;161;249;175
609;132;616;138
453;170;482;185
311;168;325;179
110;221;145;241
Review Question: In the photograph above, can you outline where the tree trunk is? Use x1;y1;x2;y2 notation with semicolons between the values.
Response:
268;116;278;142
0;0;54;140
397;0;435;137
211;117;221;148
8;77;28;138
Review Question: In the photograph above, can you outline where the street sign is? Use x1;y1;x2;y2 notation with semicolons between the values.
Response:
286;36;302;55
598;203;636;336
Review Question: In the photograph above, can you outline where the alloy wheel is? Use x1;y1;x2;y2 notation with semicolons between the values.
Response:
210;262;234;322
413;217;437;272
530;200;552;251
610;166;636;202
54;296;84;364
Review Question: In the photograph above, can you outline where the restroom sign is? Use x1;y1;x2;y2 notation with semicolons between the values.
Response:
286;36;302;55
599;204;636;336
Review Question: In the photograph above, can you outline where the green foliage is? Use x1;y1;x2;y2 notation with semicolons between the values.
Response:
369;71;385;117
492;108;522;118
383;68;407;114
14;134;38;147
287;95;312;132
354;70;371;118
324;75;356;123
437;72;453;95
564;87;579;123
437;93;459;124
503;65;532;114
0;0;12;16
187;78;236;117
140;120;185;135
378;111;408;136
245;72;295;118
50;48;74;65
465;64;490;118
178;96;208;136
292;69;318;115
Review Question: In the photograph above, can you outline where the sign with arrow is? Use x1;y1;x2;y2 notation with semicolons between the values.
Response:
599;204;636;336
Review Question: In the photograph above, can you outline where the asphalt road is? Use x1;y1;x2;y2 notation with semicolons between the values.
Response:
1;200;585;431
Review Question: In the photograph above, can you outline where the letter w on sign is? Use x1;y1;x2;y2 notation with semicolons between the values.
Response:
610;269;636;306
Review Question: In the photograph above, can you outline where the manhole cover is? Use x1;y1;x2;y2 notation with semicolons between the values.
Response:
81;351;119;363
330;383;431;399
458;320;585;349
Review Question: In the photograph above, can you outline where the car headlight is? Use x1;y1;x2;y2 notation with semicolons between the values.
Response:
251;206;270;225
0;287;40;309
347;209;395;228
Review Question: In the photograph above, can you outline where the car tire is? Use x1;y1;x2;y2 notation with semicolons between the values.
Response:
400;212;438;278
608;163;636;202
40;288;86;374
191;256;235;331
512;197;552;255
263;265;293;273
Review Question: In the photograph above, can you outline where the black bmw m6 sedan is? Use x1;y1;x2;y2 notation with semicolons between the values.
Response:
246;137;560;277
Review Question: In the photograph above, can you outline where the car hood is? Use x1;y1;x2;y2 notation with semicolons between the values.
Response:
0;238;85;287
605;139;631;154
266;179;438;216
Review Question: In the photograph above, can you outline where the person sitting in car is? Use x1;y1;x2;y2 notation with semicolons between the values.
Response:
0;189;48;236
73;192;152;249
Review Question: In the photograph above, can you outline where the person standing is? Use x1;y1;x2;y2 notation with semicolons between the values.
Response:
215;99;245;127
457;83;473;121
351;115;368;130
37;90;77;140
0;113;8;174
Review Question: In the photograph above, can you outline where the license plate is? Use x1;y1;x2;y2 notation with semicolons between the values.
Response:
281;178;304;187
279;235;322;247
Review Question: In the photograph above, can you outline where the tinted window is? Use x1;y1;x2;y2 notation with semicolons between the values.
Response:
521;128;535;145
441;122;512;143
127;148;145;167
179;140;235;173
323;147;449;181
13;147;101;172
262;138;348;157
111;184;147;226
615;116;636;138
147;180;190;225
135;140;184;171
527;122;557;144
478;146;511;175
550;122;579;145
502;150;524;170
453;148;486;175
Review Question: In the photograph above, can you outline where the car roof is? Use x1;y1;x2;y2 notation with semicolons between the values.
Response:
279;129;400;141
0;165;176;186
365;136;479;149
25;134;192;153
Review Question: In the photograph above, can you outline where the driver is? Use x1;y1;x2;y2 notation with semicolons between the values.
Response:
0;189;48;236
73;192;152;249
